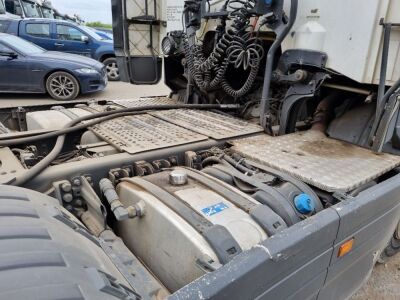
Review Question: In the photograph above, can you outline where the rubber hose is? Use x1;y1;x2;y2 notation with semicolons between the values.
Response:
369;76;400;143
201;156;224;168
222;155;256;175
381;77;400;108
0;104;237;146
12;134;66;186
260;0;299;131
9;104;237;186
375;76;400;124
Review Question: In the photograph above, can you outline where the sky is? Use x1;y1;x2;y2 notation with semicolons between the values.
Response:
50;0;112;24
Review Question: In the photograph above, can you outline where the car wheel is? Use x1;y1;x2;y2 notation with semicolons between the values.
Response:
104;57;120;81
46;72;80;101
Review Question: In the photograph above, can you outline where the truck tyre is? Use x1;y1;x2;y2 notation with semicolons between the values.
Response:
103;57;120;81
0;185;136;299
46;71;80;101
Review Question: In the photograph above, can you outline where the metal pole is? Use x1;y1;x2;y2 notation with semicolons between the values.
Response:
377;19;392;118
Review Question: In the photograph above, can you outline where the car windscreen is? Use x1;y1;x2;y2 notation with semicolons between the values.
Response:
41;7;54;19
1;35;45;55
21;0;41;18
80;26;107;41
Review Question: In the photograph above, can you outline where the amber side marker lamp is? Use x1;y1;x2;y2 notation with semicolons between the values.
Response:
338;239;355;257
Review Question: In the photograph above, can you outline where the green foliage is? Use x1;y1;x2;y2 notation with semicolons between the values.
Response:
86;22;112;29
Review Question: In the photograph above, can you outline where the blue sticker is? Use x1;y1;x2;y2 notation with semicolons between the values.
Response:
201;202;229;217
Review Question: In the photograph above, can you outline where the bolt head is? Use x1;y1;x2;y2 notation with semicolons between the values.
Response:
62;193;73;203
61;182;72;193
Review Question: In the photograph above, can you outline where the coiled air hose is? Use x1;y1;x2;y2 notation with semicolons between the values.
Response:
184;0;264;98
4;104;238;186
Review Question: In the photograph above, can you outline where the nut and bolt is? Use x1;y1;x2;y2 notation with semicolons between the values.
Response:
72;178;81;186
62;193;73;203
61;182;72;193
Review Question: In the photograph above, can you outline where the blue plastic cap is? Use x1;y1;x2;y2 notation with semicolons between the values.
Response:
265;0;273;5
294;193;315;214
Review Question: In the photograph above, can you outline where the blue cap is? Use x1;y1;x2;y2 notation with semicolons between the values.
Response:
294;194;315;214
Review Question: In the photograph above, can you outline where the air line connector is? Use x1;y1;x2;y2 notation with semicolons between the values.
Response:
99;178;145;221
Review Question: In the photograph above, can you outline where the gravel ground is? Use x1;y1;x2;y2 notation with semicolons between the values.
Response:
0;80;398;299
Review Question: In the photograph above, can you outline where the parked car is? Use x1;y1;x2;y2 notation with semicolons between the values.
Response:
0;33;107;100
85;25;113;41
0;18;120;81
88;27;114;40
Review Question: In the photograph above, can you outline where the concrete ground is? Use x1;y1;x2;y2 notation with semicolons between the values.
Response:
0;81;398;299
352;254;400;300
0;81;171;108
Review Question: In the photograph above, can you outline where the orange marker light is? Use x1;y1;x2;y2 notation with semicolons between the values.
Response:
338;239;354;257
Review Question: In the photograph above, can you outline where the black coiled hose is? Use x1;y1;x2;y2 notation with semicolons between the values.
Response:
184;0;263;98
227;0;263;68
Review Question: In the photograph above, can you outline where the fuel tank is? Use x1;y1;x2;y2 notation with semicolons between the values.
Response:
116;168;271;292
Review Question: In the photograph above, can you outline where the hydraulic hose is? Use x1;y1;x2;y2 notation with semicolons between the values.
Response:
369;76;400;146
0;104;238;147
7;104;238;186
11;134;66;186
381;77;400;106
259;0;299;132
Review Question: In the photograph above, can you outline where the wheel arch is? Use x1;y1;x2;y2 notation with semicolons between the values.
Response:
100;53;116;63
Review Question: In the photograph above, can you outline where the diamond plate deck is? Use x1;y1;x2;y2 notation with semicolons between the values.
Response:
149;109;263;139
90;114;207;154
230;130;400;192
111;97;176;108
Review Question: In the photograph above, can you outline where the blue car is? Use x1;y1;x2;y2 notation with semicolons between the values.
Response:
0;33;107;100
0;18;119;81
88;27;114;41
